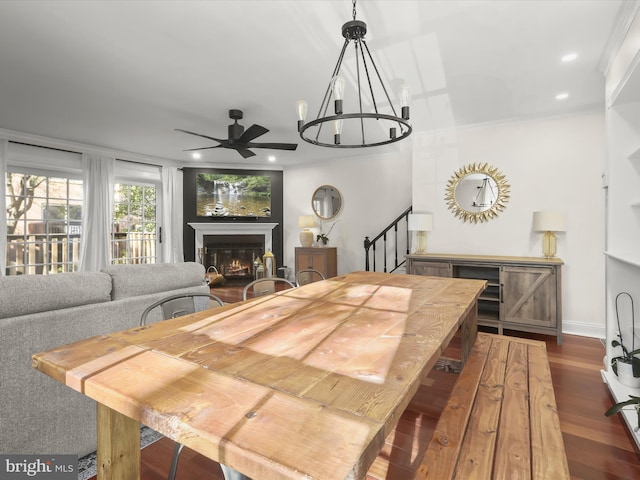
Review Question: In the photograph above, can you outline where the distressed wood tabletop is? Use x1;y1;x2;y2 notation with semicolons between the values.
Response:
33;271;485;480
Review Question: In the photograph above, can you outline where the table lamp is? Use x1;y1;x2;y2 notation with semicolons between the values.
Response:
408;213;433;254
298;215;316;247
532;211;566;258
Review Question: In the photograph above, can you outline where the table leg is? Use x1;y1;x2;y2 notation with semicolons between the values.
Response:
221;464;252;480
460;305;478;364
96;403;140;480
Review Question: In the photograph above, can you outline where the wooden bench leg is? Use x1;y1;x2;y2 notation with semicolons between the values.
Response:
97;403;140;480
459;307;478;364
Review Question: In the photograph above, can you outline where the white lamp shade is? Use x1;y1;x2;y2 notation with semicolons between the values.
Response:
532;211;566;232
408;213;433;232
298;215;316;229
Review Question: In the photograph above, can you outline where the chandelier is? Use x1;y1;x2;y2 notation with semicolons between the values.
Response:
296;0;412;148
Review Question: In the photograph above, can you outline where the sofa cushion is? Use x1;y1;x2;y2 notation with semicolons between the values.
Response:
0;272;112;319
102;262;205;300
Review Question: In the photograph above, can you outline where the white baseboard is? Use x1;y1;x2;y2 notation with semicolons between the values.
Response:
562;320;605;339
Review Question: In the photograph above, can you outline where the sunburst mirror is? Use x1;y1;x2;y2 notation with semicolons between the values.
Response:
444;163;510;223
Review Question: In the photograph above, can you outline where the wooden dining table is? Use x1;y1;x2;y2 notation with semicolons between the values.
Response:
32;271;485;480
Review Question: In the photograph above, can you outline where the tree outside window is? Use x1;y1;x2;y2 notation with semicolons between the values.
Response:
112;184;157;264
5;173;82;275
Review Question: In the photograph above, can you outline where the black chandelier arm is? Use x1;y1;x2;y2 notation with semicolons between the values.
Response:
354;39;366;144
359;40;379;116
361;40;401;120
299;112;412;148
314;38;351;143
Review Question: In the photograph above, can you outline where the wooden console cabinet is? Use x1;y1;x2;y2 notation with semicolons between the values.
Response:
295;247;337;278
406;253;563;343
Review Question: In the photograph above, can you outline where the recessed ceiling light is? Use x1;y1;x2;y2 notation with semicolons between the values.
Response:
561;53;577;62
268;156;276;162
191;152;201;160
555;92;569;100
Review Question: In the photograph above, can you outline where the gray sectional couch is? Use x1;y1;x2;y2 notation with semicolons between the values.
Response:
0;262;209;457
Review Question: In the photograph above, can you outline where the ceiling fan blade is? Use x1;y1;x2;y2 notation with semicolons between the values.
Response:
246;142;298;151
238;124;269;143
236;148;256;159
183;146;222;152
175;128;224;144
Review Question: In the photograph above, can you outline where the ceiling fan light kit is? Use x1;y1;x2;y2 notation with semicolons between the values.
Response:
177;109;298;159
297;0;412;149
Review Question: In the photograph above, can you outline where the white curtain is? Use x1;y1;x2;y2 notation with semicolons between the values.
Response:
0;140;7;276
161;166;184;263
79;153;114;271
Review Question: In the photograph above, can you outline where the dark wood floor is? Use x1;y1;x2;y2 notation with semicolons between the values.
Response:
90;287;640;479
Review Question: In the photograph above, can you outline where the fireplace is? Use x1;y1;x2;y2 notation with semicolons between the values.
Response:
188;222;278;284
203;234;263;282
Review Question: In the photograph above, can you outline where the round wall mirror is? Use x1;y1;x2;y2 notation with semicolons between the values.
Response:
312;185;342;220
444;163;510;223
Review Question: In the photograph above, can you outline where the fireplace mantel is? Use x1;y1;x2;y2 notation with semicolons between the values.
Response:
188;222;278;257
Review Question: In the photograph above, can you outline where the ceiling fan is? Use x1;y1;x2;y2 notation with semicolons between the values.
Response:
176;109;298;159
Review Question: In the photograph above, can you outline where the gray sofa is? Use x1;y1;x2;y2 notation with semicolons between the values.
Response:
0;262;209;457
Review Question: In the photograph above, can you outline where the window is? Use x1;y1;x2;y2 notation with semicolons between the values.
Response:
112;183;157;264
5;172;83;275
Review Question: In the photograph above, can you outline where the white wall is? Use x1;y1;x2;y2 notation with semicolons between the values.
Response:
412;111;606;337
283;151;413;276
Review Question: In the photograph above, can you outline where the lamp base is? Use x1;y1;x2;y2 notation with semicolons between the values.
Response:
542;231;557;258
300;229;313;248
414;231;427;255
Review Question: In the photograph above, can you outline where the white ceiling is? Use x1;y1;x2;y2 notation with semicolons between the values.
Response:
0;0;629;167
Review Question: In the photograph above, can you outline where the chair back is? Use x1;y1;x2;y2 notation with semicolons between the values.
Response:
140;293;224;326
295;268;326;287
242;278;295;300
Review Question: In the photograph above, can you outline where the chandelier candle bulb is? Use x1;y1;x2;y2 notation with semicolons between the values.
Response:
333;119;343;145
333;76;345;114
296;100;308;132
401;83;410;120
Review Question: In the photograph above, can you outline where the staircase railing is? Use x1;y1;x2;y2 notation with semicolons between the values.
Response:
364;206;412;272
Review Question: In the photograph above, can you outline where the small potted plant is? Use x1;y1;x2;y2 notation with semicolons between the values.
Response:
611;334;640;388
611;292;640;388
316;221;338;247
605;395;640;432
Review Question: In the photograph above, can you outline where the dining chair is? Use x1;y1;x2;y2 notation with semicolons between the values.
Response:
242;277;295;300
139;292;225;480
295;268;325;287
140;292;224;326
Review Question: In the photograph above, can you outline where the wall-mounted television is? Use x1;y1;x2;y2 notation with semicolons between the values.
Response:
196;173;271;218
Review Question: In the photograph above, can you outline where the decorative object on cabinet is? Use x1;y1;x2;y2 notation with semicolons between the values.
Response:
444;163;510;223
298;215;316;247
296;0;411;148
295;247;337;279
317;220;339;246
611;292;640;388
532;211;566;258
406;253;563;343
407;213;433;254
263;251;275;278
312;185;342;220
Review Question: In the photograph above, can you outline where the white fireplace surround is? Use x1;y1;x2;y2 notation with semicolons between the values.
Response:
188;223;278;258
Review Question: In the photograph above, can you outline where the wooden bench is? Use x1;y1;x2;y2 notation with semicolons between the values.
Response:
413;332;570;479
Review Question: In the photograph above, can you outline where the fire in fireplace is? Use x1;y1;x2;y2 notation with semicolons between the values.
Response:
202;234;264;284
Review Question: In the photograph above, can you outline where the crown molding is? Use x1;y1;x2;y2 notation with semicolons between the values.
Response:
598;0;640;75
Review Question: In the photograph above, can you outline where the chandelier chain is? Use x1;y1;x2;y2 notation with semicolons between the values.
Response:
352;0;357;21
